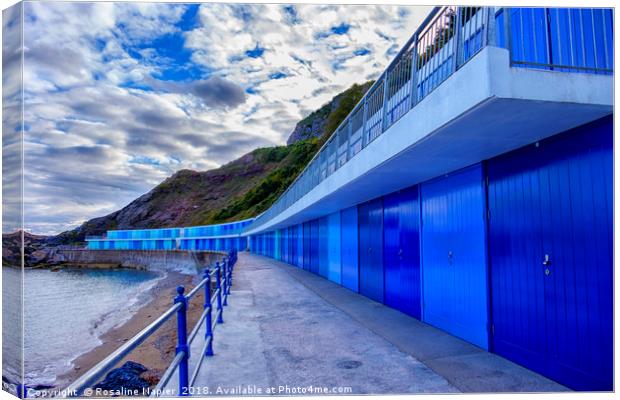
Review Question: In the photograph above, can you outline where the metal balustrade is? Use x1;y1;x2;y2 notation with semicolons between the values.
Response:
63;249;238;397
499;7;613;73
244;6;613;234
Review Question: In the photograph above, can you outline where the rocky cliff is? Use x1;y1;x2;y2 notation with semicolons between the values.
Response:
286;81;373;145
2;231;50;267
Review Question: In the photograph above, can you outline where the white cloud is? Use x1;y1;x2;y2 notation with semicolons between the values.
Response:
185;4;430;128
14;2;432;235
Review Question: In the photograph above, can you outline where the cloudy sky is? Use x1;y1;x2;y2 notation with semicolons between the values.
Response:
4;1;431;235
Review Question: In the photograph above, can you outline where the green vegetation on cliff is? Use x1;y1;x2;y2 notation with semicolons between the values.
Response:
323;81;374;141
210;139;319;222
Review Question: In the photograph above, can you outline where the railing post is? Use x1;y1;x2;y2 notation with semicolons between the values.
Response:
222;257;229;306
227;253;233;291
229;261;233;292
361;98;368;148
381;73;390;131
216;262;224;323
174;286;189;396
204;268;214;356
410;33;419;108
453;7;463;72
346;115;353;161
503;7;512;63
485;7;497;47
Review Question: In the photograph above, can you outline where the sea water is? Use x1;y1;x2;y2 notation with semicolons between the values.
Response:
2;267;163;388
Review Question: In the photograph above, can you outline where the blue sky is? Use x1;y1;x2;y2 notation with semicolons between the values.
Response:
3;2;431;234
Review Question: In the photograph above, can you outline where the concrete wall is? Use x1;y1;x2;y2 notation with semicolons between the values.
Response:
52;249;224;275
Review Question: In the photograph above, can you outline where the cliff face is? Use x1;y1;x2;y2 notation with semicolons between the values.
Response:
35;80;374;247
286;81;373;145
286;102;333;145
2;231;52;267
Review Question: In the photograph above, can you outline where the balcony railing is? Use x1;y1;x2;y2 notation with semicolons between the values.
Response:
63;250;238;397
244;6;613;234
499;7;613;73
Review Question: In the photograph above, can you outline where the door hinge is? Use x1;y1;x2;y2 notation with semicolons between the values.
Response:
485;176;489;187
490;324;495;335
487;209;491;220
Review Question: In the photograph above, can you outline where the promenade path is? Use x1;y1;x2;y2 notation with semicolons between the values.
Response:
165;252;566;396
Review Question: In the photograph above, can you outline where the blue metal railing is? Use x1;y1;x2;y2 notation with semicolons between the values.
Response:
498;7;613;73
63;249;239;397
243;6;613;234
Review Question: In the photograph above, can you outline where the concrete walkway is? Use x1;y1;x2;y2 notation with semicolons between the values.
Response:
166;253;566;396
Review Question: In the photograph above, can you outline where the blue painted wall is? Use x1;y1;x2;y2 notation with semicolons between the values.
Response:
383;186;421;319
303;222;311;271
327;212;342;284
275;229;282;260
318;217;329;278
290;226;297;267
283;228;290;263
310;220;320;275
358;198;384;303
296;224;304;268
488;116;613;391
340;206;359;292
287;227;293;264
421;164;489;350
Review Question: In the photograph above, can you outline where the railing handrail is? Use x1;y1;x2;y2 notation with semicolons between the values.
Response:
62;249;239;397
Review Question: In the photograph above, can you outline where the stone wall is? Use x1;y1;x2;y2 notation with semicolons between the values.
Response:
52;249;225;274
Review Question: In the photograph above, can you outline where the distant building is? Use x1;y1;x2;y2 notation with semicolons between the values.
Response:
86;217;254;251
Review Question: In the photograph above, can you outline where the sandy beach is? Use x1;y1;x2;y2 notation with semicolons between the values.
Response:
57;270;208;390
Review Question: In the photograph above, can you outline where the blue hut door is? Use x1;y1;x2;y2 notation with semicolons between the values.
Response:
383;186;421;318
488;117;613;391
421;163;489;350
358;198;384;303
